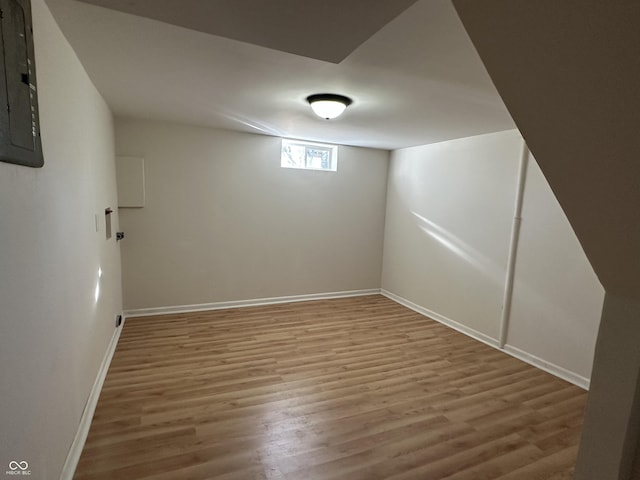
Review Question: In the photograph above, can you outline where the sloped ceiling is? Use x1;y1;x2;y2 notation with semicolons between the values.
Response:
75;0;419;63
453;0;640;300
44;0;515;149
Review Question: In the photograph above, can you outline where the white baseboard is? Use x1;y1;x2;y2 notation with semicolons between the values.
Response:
123;289;381;318
59;318;125;480
503;345;590;390
381;289;501;349
381;289;589;390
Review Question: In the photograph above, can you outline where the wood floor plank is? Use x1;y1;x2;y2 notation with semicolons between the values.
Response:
74;295;587;479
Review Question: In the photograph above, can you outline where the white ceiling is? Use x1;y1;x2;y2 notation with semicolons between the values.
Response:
44;0;515;150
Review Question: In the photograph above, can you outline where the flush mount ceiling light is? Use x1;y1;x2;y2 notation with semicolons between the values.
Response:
306;94;353;120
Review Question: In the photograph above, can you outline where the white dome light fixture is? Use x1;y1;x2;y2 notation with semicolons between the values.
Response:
307;93;353;120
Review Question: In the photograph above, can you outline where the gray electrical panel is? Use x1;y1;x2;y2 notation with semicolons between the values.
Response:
0;0;42;168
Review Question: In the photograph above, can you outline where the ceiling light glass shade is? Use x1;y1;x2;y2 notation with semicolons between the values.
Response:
310;100;347;119
306;94;353;119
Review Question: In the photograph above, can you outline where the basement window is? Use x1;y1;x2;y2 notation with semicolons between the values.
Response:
281;139;337;172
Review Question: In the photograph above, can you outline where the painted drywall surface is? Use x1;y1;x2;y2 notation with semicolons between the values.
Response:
382;129;603;381
115;119;389;310
574;293;640;480
0;1;122;478
382;130;521;338
507;158;604;379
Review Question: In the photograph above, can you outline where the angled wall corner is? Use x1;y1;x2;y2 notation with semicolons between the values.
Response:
451;0;640;302
381;129;603;385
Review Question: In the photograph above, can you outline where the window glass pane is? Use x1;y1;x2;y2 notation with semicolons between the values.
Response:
281;140;337;171
306;148;331;169
281;142;305;169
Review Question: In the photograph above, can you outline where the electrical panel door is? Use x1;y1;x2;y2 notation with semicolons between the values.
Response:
0;0;42;168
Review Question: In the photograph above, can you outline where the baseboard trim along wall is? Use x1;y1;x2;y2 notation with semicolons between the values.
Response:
502;345;590;390
123;289;381;318
381;289;501;349
380;289;590;390
59;319;125;480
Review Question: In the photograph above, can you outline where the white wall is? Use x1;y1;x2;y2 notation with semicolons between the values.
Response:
382;130;521;339
0;1;122;478
382;129;604;383
115;119;389;310
507;158;603;378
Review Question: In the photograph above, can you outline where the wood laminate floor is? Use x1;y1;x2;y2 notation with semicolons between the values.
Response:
74;295;587;480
